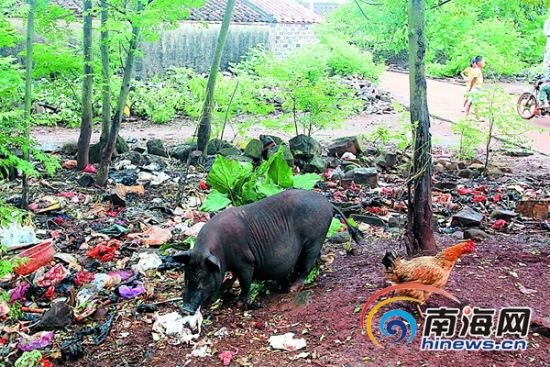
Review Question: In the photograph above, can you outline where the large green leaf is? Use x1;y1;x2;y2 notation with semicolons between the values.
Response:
292;173;321;190
256;179;284;198
206;155;253;194
326;218;345;238
199;190;231;212
267;148;293;188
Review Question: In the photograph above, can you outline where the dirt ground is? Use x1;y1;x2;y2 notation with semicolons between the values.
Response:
68;233;550;367
14;92;550;366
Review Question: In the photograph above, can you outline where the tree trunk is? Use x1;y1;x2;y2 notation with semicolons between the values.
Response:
196;0;236;153
21;0;35;209
97;1;143;186
405;0;437;256
99;0;111;147
77;0;93;170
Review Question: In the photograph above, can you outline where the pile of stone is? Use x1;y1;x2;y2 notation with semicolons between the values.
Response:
341;77;395;115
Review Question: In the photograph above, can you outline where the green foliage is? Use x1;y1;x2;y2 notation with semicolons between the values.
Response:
326;0;549;76
200;147;321;211
451;119;483;159
327;218;346;238
470;86;532;170
0;200;32;228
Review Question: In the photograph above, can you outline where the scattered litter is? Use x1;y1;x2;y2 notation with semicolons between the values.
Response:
127;226;172;246
152;310;203;345
268;332;307;351
218;346;238;366
118;281;145;299
18;331;55;351
0;222;37;249
132;253;163;273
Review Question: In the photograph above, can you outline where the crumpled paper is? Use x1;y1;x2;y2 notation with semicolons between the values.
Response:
152;310;203;345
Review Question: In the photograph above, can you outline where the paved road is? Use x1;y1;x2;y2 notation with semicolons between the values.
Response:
379;71;550;155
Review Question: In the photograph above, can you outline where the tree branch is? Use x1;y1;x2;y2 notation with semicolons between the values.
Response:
430;0;453;9
353;0;369;20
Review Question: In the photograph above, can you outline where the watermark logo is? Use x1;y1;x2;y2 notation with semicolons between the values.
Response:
359;282;459;348
359;282;530;351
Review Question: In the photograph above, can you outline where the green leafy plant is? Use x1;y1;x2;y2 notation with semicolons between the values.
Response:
451;118;484;159
200;147;321;212
470;86;532;173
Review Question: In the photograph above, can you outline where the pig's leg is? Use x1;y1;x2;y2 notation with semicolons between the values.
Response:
235;265;260;310
290;238;323;292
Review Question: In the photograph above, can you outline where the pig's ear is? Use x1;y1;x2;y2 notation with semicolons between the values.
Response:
206;254;221;272
173;250;191;264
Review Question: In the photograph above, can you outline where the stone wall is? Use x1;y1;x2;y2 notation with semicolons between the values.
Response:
267;23;319;59
137;21;320;77
137;22;270;77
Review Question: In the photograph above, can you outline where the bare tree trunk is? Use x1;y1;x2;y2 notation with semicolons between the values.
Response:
405;0;437;256
21;0;35;209
196;0;236;154
99;0;111;147
97;1;143;186
77;0;93;170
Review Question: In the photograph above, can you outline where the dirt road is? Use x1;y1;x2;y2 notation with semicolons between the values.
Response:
379;71;550;154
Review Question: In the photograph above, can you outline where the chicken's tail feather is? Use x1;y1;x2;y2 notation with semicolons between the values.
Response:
382;250;399;271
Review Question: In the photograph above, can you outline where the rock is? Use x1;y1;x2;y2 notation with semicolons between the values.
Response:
207;139;233;155
189;150;203;166
244;139;263;159
434;181;457;190
89;136;128;163
61;142;78;156
464;228;490;240
504;150;533;157
351;214;386;227
35;302;74;331
147;139;168;157
226;155;253;164
126;151;143;165
218;146;242;157
267;145;294;167
388;215;406;228
346;167;378;188
516;200;549;220
433;163;446;173
116;137;130;154
171;143;197;162
491;209;518;220
469;163;484;170
305;156;327;173
327;136;363;157
77;175;95;187
259;134;284;146
451;230;464;239
458;169;475;178
451;207;483;227
446;162;459;171
375;152;398;170
289;134;321;160
134;146;146;154
486;166;503;176
328;231;350;243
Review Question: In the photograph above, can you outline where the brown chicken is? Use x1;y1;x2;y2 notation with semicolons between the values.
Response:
382;240;476;305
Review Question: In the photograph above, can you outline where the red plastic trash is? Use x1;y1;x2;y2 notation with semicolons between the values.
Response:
14;240;56;275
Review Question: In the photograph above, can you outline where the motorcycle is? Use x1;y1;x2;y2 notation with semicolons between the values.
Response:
516;74;550;120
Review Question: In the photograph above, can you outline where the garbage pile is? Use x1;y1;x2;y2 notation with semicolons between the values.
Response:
1;133;549;366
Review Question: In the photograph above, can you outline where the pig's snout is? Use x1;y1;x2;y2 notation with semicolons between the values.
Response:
180;303;199;315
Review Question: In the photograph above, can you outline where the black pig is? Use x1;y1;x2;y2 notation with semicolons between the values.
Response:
176;189;360;312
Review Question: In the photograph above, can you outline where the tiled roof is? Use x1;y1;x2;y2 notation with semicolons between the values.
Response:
48;0;323;24
188;0;273;23
249;0;323;23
